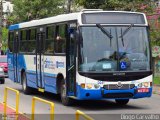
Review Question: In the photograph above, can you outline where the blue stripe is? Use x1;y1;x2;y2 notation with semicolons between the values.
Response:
76;85;152;100
26;70;57;78
9;24;19;31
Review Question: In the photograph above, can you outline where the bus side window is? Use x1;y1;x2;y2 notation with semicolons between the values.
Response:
8;32;14;52
20;30;28;52
54;24;67;53
28;29;36;53
45;26;55;54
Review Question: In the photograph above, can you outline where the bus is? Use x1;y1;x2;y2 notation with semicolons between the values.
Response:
8;10;152;106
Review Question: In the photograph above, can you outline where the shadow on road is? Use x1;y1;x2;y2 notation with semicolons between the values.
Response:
72;100;146;111
16;88;148;111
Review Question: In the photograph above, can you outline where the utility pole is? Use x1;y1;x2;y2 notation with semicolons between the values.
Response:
0;0;3;44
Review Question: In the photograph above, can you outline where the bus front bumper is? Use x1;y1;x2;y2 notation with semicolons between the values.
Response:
76;85;152;100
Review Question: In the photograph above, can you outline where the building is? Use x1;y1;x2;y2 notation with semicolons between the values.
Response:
2;0;13;27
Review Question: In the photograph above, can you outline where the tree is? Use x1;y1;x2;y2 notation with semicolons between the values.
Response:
2;27;8;50
75;0;160;46
8;0;65;24
75;0;155;12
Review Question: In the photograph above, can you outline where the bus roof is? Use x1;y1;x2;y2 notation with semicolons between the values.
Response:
9;10;147;31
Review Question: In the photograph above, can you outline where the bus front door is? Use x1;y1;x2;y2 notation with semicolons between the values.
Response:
66;27;76;96
13;31;19;83
36;28;45;90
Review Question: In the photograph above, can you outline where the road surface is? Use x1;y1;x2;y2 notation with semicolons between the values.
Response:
0;78;160;120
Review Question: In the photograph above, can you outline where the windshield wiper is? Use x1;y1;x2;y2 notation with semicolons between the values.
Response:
119;24;134;38
119;24;134;46
96;24;113;46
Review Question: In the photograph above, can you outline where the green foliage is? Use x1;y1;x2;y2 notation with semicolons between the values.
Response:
150;29;160;46
75;0;159;46
75;0;154;11
154;77;160;85
75;0;105;9
2;27;8;50
8;0;65;24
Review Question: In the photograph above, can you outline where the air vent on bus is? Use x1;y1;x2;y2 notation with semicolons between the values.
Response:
103;84;135;90
103;93;133;98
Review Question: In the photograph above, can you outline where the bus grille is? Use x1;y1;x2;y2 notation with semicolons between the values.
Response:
103;93;133;98
103;84;135;90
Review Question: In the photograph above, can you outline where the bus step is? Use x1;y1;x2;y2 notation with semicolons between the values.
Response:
38;88;45;92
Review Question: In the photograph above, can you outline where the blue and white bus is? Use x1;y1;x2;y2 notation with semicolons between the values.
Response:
8;10;152;105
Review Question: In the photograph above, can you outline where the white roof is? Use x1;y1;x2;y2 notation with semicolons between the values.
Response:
20;12;80;28
10;10;147;29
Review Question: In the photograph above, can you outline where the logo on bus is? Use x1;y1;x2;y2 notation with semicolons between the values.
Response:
120;61;127;70
56;61;64;68
44;58;55;69
117;81;123;88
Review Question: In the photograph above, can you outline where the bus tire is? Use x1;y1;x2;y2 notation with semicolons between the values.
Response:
115;99;129;105
60;80;73;106
22;72;32;94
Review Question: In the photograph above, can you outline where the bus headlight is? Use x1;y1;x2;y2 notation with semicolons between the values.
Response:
94;84;100;89
86;84;100;89
80;83;85;88
138;82;150;88
143;82;149;88
86;84;93;89
80;83;100;89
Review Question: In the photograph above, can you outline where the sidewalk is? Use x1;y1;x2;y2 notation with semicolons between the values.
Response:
0;103;30;120
153;85;160;95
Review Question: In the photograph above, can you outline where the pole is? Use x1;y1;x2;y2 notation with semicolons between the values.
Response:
0;0;3;44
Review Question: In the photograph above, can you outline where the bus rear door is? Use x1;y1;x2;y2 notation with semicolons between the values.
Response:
13;31;19;83
36;27;45;90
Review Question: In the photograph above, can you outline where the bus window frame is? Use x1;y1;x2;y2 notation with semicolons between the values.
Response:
44;25;55;55
19;29;28;53
18;27;37;55
54;23;68;56
8;31;14;53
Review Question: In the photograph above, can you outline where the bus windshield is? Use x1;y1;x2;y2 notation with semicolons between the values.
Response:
79;26;150;72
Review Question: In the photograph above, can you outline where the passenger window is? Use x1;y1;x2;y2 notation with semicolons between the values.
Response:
55;24;67;53
28;29;36;53
20;30;28;52
45;26;55;54
8;32;14;52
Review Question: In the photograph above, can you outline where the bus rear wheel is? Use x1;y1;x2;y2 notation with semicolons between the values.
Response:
115;99;129;105
60;80;73;106
22;72;32;94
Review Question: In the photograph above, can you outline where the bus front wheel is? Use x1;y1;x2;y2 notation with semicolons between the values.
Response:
115;99;129;105
60;80;73;106
22;72;32;94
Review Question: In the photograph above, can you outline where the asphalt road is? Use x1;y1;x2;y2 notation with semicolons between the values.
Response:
0;78;160;120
